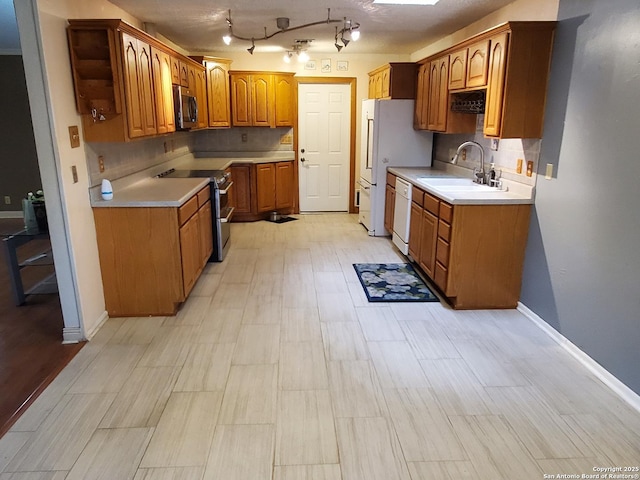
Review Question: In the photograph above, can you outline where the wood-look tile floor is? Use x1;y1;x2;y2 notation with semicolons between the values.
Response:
2;213;639;479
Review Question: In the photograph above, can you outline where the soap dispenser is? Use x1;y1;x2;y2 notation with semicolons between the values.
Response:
489;163;496;186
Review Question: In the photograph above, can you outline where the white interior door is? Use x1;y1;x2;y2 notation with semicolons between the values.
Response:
298;83;351;212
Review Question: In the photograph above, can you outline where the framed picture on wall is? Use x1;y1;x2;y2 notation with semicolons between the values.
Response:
321;58;331;73
336;60;349;72
305;59;317;70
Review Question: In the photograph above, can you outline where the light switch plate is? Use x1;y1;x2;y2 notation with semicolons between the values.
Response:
68;126;80;148
516;158;523;174
545;163;553;180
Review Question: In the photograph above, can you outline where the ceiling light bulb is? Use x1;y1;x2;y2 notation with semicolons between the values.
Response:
222;34;232;45
298;51;309;63
351;29;360;41
283;52;291;63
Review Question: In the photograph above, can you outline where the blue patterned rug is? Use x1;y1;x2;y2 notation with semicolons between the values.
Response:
353;263;439;303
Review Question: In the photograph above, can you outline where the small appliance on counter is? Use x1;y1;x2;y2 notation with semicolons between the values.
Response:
157;168;233;261
358;99;433;236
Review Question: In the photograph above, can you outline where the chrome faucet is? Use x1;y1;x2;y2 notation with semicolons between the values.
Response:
451;141;486;184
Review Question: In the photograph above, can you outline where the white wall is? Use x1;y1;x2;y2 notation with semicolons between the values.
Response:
17;0;144;340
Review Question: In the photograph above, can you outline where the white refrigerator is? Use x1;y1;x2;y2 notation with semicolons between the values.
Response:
358;99;433;236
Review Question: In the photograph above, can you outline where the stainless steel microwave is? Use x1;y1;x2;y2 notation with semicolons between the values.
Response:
173;85;197;130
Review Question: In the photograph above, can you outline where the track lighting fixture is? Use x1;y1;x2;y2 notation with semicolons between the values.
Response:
222;8;360;54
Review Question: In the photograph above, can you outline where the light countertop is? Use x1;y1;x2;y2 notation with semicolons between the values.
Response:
388;167;535;205
90;151;295;208
91;177;209;208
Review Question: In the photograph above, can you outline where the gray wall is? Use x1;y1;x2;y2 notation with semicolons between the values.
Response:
521;0;640;394
0;55;40;212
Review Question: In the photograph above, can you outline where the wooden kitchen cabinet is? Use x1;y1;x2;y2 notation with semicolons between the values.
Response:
206;58;231;128
448;49;468;90
384;173;396;235
121;32;157;138
256;163;277;212
230;164;253;215
466;39;490;88
273;73;295;127
413;63;429;130
231;161;295;221
408;184;531;309
275;161;294;209
256;161;294;212
68;19;229;142
230;72;273;127
192;65;209;129
93;185;213;316
150;47;175;134
427;57;449;132
414;21;555;138
230;71;293;127
367;63;417;99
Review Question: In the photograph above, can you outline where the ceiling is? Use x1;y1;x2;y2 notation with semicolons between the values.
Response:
107;0;516;55
0;0;517;55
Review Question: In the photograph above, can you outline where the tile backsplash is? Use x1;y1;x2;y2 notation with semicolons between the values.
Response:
86;132;193;187
433;115;541;186
193;127;294;153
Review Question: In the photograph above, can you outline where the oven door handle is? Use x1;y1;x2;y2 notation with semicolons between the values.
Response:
220;206;235;223
218;181;233;195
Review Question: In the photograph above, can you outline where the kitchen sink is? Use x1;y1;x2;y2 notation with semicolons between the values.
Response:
417;177;502;193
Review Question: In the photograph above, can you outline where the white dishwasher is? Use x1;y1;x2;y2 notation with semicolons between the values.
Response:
392;177;412;255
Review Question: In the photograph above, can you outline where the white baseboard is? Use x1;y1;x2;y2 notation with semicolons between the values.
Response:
62;326;83;344
84;311;109;341
0;211;24;219
517;302;640;414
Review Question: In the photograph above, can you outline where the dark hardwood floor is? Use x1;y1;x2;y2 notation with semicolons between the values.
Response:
0;218;84;437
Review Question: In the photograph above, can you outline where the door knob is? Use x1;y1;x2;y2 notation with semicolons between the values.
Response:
301;157;306;162
301;148;305;153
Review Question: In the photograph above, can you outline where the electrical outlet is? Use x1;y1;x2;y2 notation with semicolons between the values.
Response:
461;148;467;161
98;155;105;173
516;158;523;174
71;165;78;184
526;160;534;177
280;134;293;144
241;133;248;143
4;195;10;205
490;138;499;151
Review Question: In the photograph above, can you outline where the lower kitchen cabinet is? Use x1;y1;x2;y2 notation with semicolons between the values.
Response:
232;161;295;221
93;185;212;316
384;173;396;234
409;185;531;309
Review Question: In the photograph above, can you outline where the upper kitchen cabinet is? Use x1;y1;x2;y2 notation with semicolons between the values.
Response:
415;21;556;139
483;23;555;138
150;47;175;135
205;58;231;128
367;63;417;99
425;56;475;134
229;71;294;128
273;73;295;127
67;19;230;142
189;64;209;129
413;63;429;129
